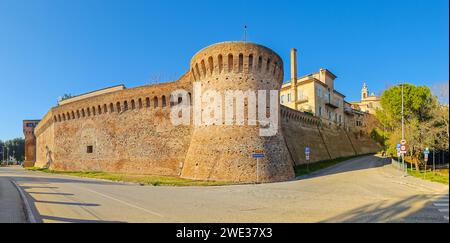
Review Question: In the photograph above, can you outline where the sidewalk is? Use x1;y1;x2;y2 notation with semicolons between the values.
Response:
0;177;27;223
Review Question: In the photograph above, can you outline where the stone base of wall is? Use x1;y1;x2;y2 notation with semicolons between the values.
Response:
23;161;36;168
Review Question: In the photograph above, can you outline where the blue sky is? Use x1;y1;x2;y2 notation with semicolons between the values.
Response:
0;0;448;140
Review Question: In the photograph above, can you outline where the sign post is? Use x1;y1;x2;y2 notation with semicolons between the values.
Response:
400;140;407;173
424;148;430;178
396;144;401;166
305;146;311;173
252;150;265;184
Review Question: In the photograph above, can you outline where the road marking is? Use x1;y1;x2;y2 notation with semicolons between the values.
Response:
72;185;164;218
11;180;37;223
438;208;449;213
434;203;449;207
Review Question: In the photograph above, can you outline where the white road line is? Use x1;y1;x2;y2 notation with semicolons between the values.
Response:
434;203;449;207
72;185;164;218
438;208;449;213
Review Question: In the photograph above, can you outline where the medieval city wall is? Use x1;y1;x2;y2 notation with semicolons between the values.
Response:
281;106;380;166
34;73;193;176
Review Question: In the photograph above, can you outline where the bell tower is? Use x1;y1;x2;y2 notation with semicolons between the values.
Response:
361;82;369;101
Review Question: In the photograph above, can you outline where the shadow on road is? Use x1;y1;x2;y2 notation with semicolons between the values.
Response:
28;192;75;196
320;194;448;223
11;175;123;223
33;200;100;207
13;175;122;186
40;215;125;223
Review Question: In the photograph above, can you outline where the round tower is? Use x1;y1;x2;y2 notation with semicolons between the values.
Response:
180;41;295;183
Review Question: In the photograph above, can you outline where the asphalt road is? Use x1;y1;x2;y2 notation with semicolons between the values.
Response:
0;155;448;223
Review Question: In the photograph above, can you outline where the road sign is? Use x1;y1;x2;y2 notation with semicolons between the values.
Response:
252;153;265;159
400;145;407;154
396;144;401;149
401;140;407;145
253;150;265;159
253;150;265;184
424;153;429;162
305;147;310;154
424;148;430;155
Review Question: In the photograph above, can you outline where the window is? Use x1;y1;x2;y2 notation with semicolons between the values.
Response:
162;95;167;107
319;106;322;116
287;93;291;102
123;101;128;111
26;123;34;128
218;55;223;73
208;56;214;75
248;54;253;71
317;88;322;98
153;97;158;108
281;95;285;104
116;102;121;113
228;54;233;72
238;54;243;73
298;89;304;100
86;145;93;153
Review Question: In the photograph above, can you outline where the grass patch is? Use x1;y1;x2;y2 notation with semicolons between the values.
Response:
294;154;372;177
407;168;449;185
394;159;449;185
26;167;234;187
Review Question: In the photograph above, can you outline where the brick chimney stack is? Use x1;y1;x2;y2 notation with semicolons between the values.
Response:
291;48;298;110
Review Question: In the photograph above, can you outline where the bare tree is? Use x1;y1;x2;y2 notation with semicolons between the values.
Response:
432;82;449;105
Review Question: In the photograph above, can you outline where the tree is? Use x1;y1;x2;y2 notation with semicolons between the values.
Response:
0;138;25;162
377;83;448;170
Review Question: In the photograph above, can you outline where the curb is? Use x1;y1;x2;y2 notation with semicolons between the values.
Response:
11;180;37;223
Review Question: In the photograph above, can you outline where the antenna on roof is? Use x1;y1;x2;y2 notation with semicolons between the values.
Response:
244;25;248;42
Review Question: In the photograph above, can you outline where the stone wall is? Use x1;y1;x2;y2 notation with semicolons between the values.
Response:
35;73;193;176
281;106;380;166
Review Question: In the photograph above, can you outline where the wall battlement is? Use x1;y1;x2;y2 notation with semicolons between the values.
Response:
190;42;283;82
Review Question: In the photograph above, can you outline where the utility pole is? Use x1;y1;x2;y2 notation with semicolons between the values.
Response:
6;147;9;165
433;149;436;172
401;82;405;172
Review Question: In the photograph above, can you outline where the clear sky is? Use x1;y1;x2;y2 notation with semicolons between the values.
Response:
0;0;448;140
